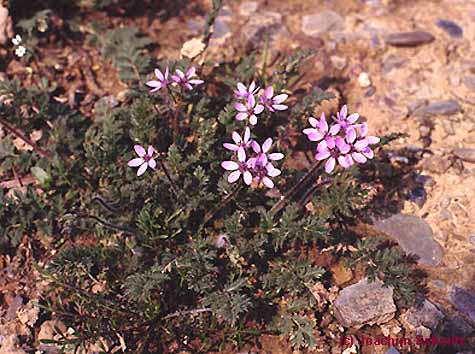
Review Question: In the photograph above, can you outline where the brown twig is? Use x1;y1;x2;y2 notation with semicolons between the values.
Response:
269;161;322;216
158;160;180;197
203;184;242;226
0;118;52;158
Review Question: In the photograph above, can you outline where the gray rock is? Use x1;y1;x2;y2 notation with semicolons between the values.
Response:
301;11;344;37
385;31;435;47
463;77;475;91
454;148;475;163
407;187;427;208
407;99;428;116
401;300;444;331
386;348;401;354
450;287;475;324
446;316;474;337
382;54;408;74
422;100;462;116
243;11;285;47
239;2;258;17
422;155;451;174
436;19;463;38
372;214;444;266
333;278;396;328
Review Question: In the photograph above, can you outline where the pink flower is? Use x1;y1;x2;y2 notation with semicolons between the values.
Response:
234;81;259;100
315;136;352;173
221;149;253;185
128;145;157;176
248;138;284;188
234;94;264;125
329;105;360;135
303;112;337;151
345;123;380;164
172;67;204;90
259;86;288;112
146;67;169;93
223;127;253;162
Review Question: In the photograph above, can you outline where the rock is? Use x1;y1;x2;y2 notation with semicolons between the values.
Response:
333;278;396;328
301;11;344;37
407;99;428;116
372;214;444;266
446;316;474;337
415;325;432;338
0;335;27;354
422;155;451;174
463;77;475;91
450;287;475;324
364;86;376;97
454;148;475;163
401;300;444;331
0;3;13;45
330;55;347;71
243;11;286;47
385;31;435;47
239;2;258;17
330;262;353;286
358;72;372;88
381;54;407;74
407;187;427;208
421;100;462;116
436;19;463;38
386;348;401;354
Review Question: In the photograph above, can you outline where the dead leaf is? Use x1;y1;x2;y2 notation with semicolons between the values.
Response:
13;137;33;151
17;301;40;327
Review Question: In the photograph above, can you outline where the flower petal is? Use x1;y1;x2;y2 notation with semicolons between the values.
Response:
249;114;258;125
338;155;351;168
366;136;380;145
137;163;148;176
268;153;284;161
175;69;185;79
155;68;164;81
273;93;288;104
148;158;157;169
315;149;331;160
189;79;204;85
238;147;246;162
146;80;161;88
128;158;144;167
325;157;336;173
228;170;241;183
265;86;274;98
221;161;239;170
308;117;318;127
329;124;341;135
273;104;288;111
147;146;155;156
262;138;272;152
223;143;239;151
134;145;146;157
254;104;264;114
186;66;196;78
243;171;253;185
236;112;248;121
346;128;356;143
234;102;247;112
244;127;251;143
237;82;246;93
232;131;242;144
318;114;328;132
347;113;359;124
363;147;374;159
263;176;274;188
307;132;324;142
251;141;261;153
352;152;367;164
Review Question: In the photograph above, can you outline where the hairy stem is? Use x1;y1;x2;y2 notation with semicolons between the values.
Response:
0;118;52;159
270;160;322;216
158;159;180;197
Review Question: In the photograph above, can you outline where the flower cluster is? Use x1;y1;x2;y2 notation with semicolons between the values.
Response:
221;128;283;188
303;105;380;173
233;82;288;126
146;66;203;92
221;82;288;188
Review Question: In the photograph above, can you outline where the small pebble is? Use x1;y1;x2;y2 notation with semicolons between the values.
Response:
454;148;475;163
358;72;372;88
421;99;462;116
385;31;435;47
365;86;376;97
436;19;463;38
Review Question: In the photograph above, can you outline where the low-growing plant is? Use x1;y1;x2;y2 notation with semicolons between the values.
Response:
0;4;427;353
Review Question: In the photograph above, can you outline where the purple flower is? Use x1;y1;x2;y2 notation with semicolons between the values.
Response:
221;149;253;185
303;112;337;151
234;94;264;125
128;145;157;176
345;123;380;164
329;105;360;135
315;136;352;173
223;127;252;162
234;81;259;100
146;67;169;92
259;86;288;112
172;67;204;90
248;138;284;188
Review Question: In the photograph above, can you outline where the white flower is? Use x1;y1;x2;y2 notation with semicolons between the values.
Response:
12;35;22;46
15;46;26;58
